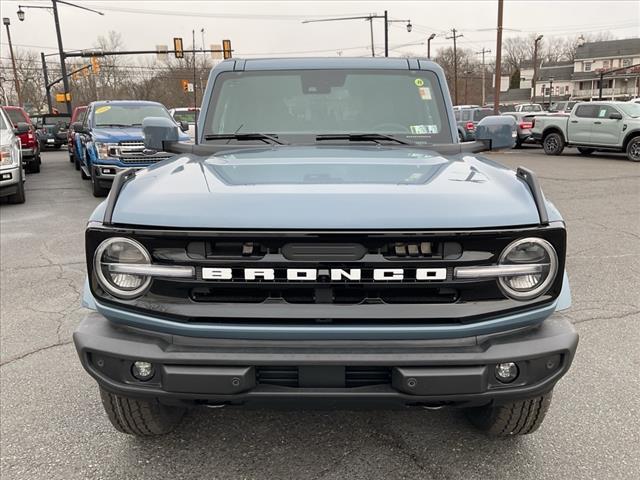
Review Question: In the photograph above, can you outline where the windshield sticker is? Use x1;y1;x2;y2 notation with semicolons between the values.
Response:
414;78;424;87
410;124;439;134
95;106;111;114
418;87;432;100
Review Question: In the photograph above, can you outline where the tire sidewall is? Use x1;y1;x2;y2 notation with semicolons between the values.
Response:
627;137;640;162
543;133;564;155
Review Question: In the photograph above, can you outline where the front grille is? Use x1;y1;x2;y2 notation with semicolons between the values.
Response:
255;366;391;388
108;141;173;164
86;226;567;326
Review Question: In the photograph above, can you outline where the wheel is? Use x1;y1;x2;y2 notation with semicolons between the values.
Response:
26;159;40;174
458;131;464;142
7;177;26;204
69;150;74;162
542;133;565;155
515;138;523;149
91;169;109;197
626;136;640;162
465;391;553;436
74;155;81;171
81;166;90;179
99;388;185;436
577;147;594;155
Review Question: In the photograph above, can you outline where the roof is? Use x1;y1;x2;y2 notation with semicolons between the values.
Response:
487;88;531;104
91;100;163;105
575;38;640;60
224;57;441;71
538;64;574;81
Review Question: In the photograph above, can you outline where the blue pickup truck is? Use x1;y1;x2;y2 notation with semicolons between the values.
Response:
74;58;577;438
73;100;189;196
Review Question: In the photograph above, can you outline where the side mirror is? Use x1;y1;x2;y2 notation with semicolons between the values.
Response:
475;115;517;150
179;121;189;132
609;112;622;120
143;116;180;151
72;122;85;134
14;122;30;134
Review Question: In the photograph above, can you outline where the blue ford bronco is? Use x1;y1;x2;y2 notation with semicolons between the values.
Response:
74;58;578;437
73;100;189;197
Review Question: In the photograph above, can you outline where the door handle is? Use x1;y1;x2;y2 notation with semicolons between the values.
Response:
570;120;578;123
594;121;602;125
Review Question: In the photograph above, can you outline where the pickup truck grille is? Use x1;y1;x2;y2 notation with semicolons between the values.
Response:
87;227;566;326
108;141;173;164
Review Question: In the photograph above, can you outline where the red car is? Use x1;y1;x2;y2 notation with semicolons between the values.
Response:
68;105;87;168
1;106;41;174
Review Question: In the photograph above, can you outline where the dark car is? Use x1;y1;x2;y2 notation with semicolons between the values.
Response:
1;106;41;173
34;114;71;150
68;106;87;168
454;107;493;141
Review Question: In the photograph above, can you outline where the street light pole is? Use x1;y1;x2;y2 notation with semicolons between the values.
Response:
2;17;22;107
493;0;504;115
548;77;554;109
476;47;491;106
40;52;52;112
17;0;104;114
532;34;543;104
427;33;436;59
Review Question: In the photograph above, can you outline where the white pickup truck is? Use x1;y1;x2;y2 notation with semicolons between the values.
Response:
531;101;640;162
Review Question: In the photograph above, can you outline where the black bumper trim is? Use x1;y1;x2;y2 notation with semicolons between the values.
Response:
74;312;578;406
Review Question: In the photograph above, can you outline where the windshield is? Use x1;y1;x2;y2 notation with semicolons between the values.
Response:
519;105;542;112
93;104;170;127
172;110;198;123
4;108;27;125
43;115;70;125
205;69;452;143
619;103;640;118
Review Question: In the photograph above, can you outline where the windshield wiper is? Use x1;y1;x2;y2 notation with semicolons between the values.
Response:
204;133;287;145
96;123;133;127
315;133;409;145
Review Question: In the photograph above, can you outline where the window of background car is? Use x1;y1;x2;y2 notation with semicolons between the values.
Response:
172;110;197;124
205;69;452;143
3;108;27;125
43;115;71;126
461;110;471;121
93;104;171;127
619;103;640;117
575;104;598;118
472;109;493;121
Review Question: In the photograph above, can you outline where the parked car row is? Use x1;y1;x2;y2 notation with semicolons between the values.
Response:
70;100;190;197
0;107;28;203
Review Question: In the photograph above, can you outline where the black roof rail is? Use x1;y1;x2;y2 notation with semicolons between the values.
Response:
103;168;137;226
516;167;549;225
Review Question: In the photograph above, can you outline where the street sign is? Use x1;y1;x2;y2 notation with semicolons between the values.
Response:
174;37;184;58
222;39;232;59
55;93;71;102
211;44;222;60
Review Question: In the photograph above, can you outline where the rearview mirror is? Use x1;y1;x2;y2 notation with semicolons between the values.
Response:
72;122;85;134
14;122;30;134
143;116;180;151
609;112;622;120
475;115;517;150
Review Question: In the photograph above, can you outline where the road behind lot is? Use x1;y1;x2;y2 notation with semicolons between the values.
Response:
1;147;639;480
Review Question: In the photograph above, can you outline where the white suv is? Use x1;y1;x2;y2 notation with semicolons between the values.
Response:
0;107;26;204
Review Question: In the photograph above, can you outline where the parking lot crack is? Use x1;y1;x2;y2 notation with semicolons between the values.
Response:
0;340;73;368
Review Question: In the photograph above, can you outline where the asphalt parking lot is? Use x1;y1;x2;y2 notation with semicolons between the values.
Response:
1;147;639;480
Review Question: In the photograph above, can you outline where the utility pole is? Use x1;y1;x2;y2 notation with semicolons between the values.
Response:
2;17;22;107
476;47;491;106
532;35;543;103
192;29;198;144
40;52;53;113
493;0;504;114
51;1;72;113
446;28;463;105
384;10;388;57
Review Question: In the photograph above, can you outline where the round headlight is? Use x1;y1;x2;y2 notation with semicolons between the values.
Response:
498;237;558;300
94;237;151;299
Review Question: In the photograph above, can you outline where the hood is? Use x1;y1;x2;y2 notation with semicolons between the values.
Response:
92;126;145;142
0;129;15;147
108;145;545;229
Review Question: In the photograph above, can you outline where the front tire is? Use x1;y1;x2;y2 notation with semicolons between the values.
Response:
91;169;109;197
7;177;26;204
26;159;40;174
626;136;640;162
542;133;565;155
99;388;185;436
465;391;553;436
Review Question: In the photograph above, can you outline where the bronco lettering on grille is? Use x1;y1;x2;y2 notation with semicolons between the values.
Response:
201;268;447;281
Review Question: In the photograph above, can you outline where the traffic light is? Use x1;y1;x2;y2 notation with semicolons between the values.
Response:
181;79;189;92
222;39;232;59
174;37;184;58
90;56;100;74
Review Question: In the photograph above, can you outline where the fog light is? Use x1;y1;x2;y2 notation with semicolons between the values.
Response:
495;362;519;383
101;167;116;175
1;173;11;180
132;361;154;381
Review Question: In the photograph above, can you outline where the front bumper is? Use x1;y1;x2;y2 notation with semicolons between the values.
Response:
0;166;21;196
74;312;578;408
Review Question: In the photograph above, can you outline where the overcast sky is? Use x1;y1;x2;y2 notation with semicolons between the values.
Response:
1;0;638;60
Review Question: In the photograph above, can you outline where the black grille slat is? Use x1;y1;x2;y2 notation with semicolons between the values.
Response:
256;366;392;388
